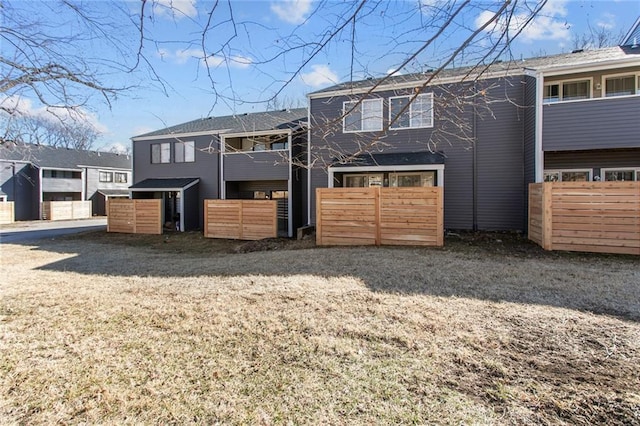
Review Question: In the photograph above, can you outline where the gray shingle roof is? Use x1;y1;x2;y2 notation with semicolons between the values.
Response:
622;17;640;47
133;108;308;139
310;46;640;95
0;142;132;170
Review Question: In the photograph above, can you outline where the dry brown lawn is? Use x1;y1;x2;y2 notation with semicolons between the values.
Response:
1;231;639;425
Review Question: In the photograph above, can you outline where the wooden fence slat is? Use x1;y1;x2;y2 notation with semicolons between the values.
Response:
316;187;444;247
528;182;640;255
0;202;15;224
107;199;161;234
204;200;277;240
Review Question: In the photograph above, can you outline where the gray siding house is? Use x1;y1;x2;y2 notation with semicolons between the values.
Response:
130;109;307;235
306;38;640;232
0;142;132;220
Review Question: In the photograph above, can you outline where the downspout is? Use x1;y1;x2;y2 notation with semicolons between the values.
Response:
287;130;293;237
38;167;43;219
535;72;544;182
306;98;312;226
220;134;226;199
472;82;478;231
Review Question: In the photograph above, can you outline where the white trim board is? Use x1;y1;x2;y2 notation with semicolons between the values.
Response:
328;164;445;188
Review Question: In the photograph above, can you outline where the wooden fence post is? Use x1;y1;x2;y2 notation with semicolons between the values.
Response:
316;189;323;246
374;187;381;246
542;182;553;250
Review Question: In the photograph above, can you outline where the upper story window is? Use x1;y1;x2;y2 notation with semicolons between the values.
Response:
114;172;128;183
99;171;113;182
151;142;170;164
604;74;639;97
343;99;383;132
543;80;591;103
389;93;434;129
175;141;195;163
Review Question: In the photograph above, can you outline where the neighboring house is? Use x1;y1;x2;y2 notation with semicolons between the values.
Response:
130;109;307;235
0;142;132;220
306;24;640;232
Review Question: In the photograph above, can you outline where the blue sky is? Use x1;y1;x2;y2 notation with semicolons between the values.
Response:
4;0;640;152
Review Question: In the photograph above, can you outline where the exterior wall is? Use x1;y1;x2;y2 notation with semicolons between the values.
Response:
542;95;640;151
133;134;220;228
544;148;640;179
85;167;131;215
0;161;39;220
183;184;200;231
523;75;538;228
475;76;528;230
223;151;289;181
309;77;528;231
543;65;640;99
41;176;82;193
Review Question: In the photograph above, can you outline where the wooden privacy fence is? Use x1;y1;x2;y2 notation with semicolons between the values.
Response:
0;202;14;224
204;200;277;240
107;199;162;235
316;187;444;246
42;201;91;220
528;182;640;255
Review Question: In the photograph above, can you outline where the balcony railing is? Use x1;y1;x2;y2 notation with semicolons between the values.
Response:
542;95;640;151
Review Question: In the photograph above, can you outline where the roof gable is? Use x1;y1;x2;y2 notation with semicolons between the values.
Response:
621;17;640;47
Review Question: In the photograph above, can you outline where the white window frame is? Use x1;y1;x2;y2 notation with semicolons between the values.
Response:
602;72;640;98
601;167;640;182
389;93;434;129
543;77;593;103
99;170;113;183
343;99;383;133
543;169;592;182
175;140;195;163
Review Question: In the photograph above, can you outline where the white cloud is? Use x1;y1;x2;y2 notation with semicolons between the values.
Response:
103;142;130;154
475;0;570;43
300;64;338;87
153;0;197;19
386;68;403;76
203;54;253;69
174;48;204;64
0;95;108;134
271;0;312;24
597;12;615;30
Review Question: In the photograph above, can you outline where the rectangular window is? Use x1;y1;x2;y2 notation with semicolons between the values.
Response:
543;84;560;103
544;170;591;182
99;171;113;182
544;80;590;102
389;172;435;187
175;141;195;163
605;75;637;97
390;93;434;129
343;174;383;187
343;99;383;132
44;170;80;179
151;142;170;164
114;172;128;183
604;169;637;181
562;80;590;101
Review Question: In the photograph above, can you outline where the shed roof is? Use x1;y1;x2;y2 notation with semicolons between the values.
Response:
331;151;446;167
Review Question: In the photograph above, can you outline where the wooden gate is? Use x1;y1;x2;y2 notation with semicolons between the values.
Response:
204;200;277;240
107;199;162;235
316;187;444;246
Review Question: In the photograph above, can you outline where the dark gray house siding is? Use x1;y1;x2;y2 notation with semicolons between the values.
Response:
542;95;640;151
223;152;289;181
475;77;528;231
0;161;38;220
522;75;537;229
309;77;530;231
544;149;640;179
132;135;220;228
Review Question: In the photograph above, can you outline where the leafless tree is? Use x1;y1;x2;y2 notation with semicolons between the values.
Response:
1;112;100;150
571;25;625;50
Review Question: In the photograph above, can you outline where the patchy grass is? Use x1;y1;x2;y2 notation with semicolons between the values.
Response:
1;232;639;424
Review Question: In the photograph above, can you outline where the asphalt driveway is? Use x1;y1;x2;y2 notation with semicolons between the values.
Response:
0;218;107;243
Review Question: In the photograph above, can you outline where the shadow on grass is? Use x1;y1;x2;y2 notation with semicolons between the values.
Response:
19;230;640;322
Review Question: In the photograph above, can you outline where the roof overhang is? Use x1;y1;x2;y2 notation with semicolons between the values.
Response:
534;56;640;77
128;177;200;192
131;131;228;142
